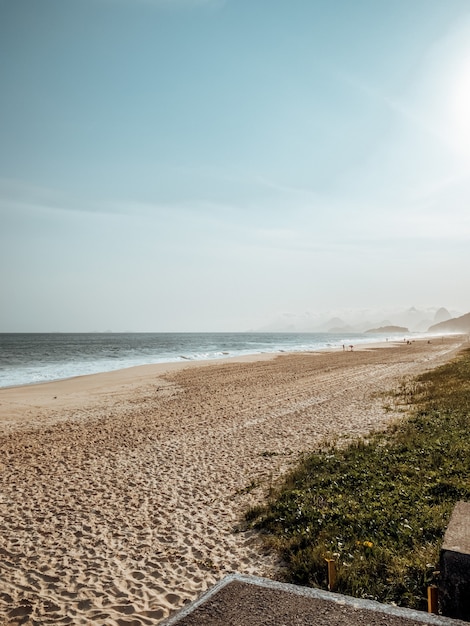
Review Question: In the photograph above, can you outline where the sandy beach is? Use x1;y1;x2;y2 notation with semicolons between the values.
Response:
0;336;466;625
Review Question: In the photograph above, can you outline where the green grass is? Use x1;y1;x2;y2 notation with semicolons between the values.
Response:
246;347;470;610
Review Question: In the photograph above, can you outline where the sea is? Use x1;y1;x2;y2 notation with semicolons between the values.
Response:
0;331;404;389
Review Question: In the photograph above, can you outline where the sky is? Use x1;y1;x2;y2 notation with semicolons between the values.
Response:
1;0;470;332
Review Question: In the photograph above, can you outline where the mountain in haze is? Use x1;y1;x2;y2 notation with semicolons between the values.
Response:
328;325;356;333
366;325;409;334
324;317;355;333
433;307;452;324
258;306;461;334
389;307;433;332
428;312;470;334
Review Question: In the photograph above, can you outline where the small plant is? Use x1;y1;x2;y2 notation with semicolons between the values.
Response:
246;348;470;610
236;479;259;496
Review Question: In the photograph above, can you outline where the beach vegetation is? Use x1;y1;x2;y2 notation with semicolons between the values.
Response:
236;478;260;495
246;348;470;610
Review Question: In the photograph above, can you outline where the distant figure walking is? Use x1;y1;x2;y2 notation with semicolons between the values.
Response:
349;345;354;351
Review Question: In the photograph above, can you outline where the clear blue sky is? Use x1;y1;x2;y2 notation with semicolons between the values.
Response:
1;0;470;331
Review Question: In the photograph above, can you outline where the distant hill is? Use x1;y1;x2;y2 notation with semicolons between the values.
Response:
428;312;470;334
433;307;452;324
328;325;355;333
324;317;347;332
257;306;461;333
365;325;409;334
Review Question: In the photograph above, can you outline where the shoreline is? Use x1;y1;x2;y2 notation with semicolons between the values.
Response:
0;340;406;427
0;336;466;624
0;352;284;429
0;332;436;392
0;335;422;393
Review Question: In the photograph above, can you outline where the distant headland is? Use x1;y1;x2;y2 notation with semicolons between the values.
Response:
428;311;470;334
365;325;409;334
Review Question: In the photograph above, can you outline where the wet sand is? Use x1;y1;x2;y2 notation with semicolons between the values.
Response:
0;337;465;625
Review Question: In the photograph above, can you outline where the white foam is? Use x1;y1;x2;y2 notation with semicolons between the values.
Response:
0;332;418;389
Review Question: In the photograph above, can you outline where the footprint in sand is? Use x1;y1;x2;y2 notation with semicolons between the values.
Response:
165;593;181;606
112;603;135;615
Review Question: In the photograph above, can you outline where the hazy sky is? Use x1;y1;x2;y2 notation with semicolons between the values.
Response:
1;0;470;332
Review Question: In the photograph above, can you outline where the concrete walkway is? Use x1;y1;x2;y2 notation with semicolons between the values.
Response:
163;574;468;626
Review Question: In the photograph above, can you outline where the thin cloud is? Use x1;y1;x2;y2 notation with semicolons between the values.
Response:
0;179;122;219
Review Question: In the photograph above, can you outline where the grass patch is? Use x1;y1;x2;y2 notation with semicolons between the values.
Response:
246;348;470;610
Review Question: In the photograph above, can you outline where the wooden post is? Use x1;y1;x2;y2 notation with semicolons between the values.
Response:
428;585;438;614
325;558;336;591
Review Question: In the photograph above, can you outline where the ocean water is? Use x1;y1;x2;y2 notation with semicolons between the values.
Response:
0;332;397;389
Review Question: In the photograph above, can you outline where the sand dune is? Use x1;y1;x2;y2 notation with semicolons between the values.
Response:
0;337;465;625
